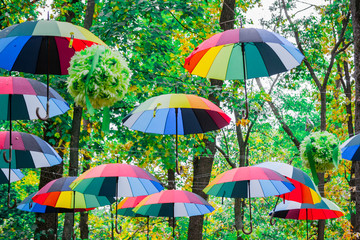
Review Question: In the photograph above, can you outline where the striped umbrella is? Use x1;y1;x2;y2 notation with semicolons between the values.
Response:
133;190;214;238
184;28;304;118
0;168;24;184
0;131;63;208
204;166;295;234
122;93;231;173
270;198;344;239
69;163;164;235
0;20;106;120
18;193;94;213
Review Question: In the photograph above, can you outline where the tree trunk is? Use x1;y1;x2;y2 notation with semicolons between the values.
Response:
35;121;64;240
351;0;360;237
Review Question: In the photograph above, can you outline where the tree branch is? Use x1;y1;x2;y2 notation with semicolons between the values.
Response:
216;145;236;168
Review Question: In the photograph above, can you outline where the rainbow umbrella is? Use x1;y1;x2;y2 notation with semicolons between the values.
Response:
69;163;164;234
184;28;304;118
133;190;214;239
204;166;295;234
0;20;106;119
0;168;24;184
33;176;114;239
122;93;231;174
269;198;344;240
116;196;150;238
0;131;63;208
18;192;94;213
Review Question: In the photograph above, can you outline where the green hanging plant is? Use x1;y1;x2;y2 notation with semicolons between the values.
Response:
67;45;131;110
300;131;341;185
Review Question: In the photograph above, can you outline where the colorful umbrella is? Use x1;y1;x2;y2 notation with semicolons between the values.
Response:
0;20;106;119
0;168;24;184
0;76;70;120
18;192;94;213
69;163;164;234
122;93;231;173
0;131;63;208
204;166;295;234
269;198;344;239
184;28;304;118
32;176;115;239
340;133;360;161
256;162;321;203
133;190;214;238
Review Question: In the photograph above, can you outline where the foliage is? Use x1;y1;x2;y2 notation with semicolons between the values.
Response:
300;131;341;172
67;45;131;109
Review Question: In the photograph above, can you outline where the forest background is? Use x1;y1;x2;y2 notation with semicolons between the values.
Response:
0;0;357;239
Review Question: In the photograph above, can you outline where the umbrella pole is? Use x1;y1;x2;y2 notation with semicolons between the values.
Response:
270;195;280;225
115;178;122;235
175;108;181;176
306;209;308;240
172;217;176;239
147;216;150;240
72;191;76;240
242;181;252;235
241;43;249;119
5;95;16;209
36;37;50;121
110;204;114;240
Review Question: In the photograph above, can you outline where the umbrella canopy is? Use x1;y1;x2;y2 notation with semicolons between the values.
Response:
184;28;304;80
117;196;147;217
256;162;321;204
18;192;94;213
0;20;106;75
133;190;214;217
340;134;360;161
270;198;344;220
122;93;231;135
69;163;164;198
204;166;295;198
32;177;115;209
0;77;70;120
0;168;24;183
0;131;62;169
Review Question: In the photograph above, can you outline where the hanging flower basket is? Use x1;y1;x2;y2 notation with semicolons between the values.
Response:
300;131;340;184
67;45;131;110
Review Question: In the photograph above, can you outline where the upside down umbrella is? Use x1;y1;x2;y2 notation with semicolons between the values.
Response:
32;177;115;239
269;198;344;240
204;166;295;234
133;190;214;239
122;93;231;174
116;196;150;239
184;28;304;118
69;163;164;235
0;131;63;208
0;76;69;208
0;20;106;120
18;192;94;213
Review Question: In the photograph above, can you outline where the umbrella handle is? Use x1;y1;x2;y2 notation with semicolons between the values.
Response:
7;192;16;209
72;230;76;240
36;101;50;121
241;220;252;235
3;145;12;163
270;212;277;226
115;217;122;235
